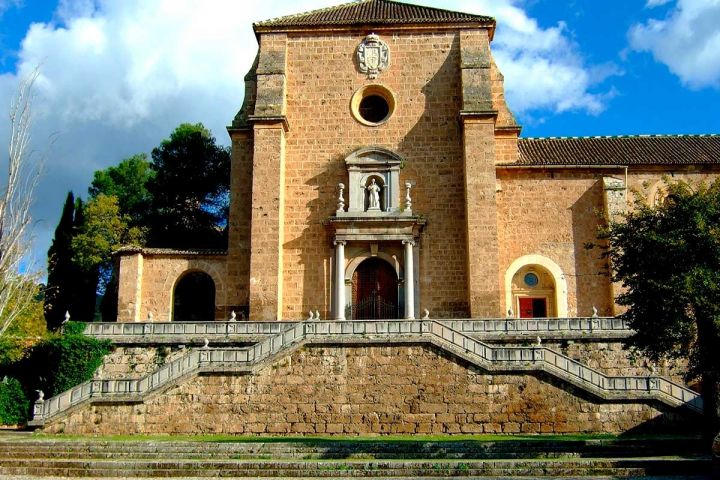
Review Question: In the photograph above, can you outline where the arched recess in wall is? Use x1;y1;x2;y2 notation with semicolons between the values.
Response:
505;255;568;318
172;270;216;322
649;180;688;207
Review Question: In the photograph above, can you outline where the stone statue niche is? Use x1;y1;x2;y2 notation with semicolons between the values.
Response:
341;147;405;216
365;176;384;212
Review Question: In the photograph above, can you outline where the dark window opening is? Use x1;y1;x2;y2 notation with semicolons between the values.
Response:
359;94;390;123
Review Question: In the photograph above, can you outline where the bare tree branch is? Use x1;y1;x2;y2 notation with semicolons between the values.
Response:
0;68;43;336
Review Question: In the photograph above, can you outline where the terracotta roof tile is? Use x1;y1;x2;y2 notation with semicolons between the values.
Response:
115;247;227;256
513;135;720;166
254;0;493;29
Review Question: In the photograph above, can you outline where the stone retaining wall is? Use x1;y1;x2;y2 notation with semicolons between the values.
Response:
539;341;687;384
98;339;689;384
97;347;189;380
42;343;699;435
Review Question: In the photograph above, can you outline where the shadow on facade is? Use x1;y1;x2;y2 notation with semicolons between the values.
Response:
570;177;611;317
396;34;468;317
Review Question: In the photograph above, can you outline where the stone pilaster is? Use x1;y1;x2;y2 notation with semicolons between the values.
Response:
226;129;253;313
247;33;288;321
603;176;627;315
117;252;143;323
460;30;502;317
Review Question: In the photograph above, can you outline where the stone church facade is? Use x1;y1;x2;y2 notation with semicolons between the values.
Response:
114;0;720;325
30;0;720;435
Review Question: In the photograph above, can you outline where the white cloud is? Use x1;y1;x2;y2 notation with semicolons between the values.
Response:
0;0;22;16
0;0;338;265
0;0;614;266
630;0;720;89
646;0;672;7
419;0;617;115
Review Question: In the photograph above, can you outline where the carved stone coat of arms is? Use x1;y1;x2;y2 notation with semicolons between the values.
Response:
357;34;389;79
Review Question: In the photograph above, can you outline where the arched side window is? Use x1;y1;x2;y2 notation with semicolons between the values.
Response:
172;271;215;322
505;255;568;318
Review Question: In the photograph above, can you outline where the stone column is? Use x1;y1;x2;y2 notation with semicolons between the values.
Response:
335;241;346;320
404;240;415;320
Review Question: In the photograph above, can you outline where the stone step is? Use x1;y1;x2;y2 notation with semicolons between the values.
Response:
0;457;713;478
0;448;705;461
0;477;715;480
0;438;706;458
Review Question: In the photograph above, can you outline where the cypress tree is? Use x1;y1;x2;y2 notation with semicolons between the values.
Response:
44;192;76;330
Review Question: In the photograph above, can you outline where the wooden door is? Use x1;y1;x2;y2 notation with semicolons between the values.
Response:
351;258;398;319
518;297;547;318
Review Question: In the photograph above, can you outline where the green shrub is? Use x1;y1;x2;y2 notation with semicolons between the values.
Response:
10;330;112;400
0;377;29;425
62;321;88;336
31;334;111;397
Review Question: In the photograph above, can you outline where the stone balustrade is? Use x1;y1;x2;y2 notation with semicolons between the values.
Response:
31;319;699;427
83;317;631;344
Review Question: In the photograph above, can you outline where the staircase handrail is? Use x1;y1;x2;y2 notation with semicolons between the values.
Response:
429;321;702;413
32;319;700;425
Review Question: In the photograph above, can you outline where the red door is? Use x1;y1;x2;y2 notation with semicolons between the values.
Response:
518;297;547;318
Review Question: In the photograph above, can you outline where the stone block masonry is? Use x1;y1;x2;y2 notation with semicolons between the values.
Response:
42;344;698;435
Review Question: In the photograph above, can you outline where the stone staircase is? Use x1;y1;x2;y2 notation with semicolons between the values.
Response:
31;320;702;427
30;319;702;427
0;435;714;478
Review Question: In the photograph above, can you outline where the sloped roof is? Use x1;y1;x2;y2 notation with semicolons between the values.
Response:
115;247;227;256
254;0;494;30
513;135;720;166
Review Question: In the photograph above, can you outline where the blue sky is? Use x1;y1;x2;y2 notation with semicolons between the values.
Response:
0;0;719;269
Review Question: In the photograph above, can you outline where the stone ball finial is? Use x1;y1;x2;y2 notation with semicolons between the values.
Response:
421;309;430;320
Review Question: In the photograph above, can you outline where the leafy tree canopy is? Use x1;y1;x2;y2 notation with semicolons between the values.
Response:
89;153;154;226
71;194;146;271
147;123;230;249
604;179;720;425
0;283;46;365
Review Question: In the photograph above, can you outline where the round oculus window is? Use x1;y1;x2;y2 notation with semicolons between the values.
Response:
350;85;395;126
524;272;539;288
359;95;390;123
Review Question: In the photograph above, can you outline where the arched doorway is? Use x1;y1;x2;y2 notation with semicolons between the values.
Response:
173;271;215;321
511;265;556;318
349;257;399;319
